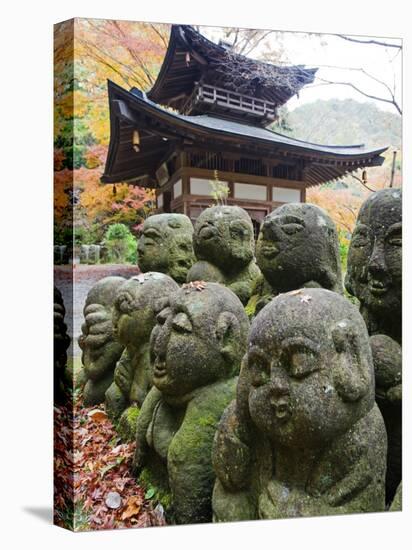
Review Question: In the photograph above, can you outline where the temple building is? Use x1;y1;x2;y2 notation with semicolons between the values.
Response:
102;25;387;231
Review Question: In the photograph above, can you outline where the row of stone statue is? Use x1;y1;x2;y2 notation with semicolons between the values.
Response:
69;188;401;524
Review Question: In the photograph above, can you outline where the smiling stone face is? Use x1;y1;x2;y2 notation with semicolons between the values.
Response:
256;203;342;294
345;189;402;339
188;206;260;305
150;282;250;398
132;282;249;524
246;289;374;449
193;206;255;272
137;214;195;284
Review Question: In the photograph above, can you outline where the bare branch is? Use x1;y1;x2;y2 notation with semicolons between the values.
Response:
77;39;133;88
237;30;260;54
243;31;275;57
148;23;168;49
335;34;402;49
348;174;376;193
341;203;357;219
307;78;402;114
308;64;396;100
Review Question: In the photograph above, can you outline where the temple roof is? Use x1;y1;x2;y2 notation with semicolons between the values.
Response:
101;80;387;187
148;25;318;112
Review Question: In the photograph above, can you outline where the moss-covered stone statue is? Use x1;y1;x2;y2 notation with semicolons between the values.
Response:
105;273;179;438
132;282;250;524
137;213;195;284
212;288;386;522
54;286;71;403
345;189;402;342
345;188;402;504
251;203;342;315
389;482;402;512
186;206;261;305
79;276;126;407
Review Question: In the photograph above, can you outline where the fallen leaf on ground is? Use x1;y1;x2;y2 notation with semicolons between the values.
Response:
121;495;142;520
88;409;108;422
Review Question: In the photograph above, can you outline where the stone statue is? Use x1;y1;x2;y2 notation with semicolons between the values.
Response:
186;206;261;305
251;203;342;314
132;282;250;524
105;272;179;432
345;189;402;343
54;286;71;403
137;213;195;284
389;482;402;512
345;188;402;504
212;288;386;522
79;276;126;407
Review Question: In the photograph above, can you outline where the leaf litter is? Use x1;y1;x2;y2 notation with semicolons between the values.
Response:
54;390;167;530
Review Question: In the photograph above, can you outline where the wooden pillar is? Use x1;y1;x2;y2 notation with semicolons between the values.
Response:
267;184;272;202
301;187;306;203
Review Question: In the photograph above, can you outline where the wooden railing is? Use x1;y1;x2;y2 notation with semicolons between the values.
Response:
182;83;276;119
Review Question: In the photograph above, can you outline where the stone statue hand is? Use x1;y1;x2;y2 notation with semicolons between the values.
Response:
114;350;133;396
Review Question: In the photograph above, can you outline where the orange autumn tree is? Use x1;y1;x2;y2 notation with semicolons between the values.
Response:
54;19;169;247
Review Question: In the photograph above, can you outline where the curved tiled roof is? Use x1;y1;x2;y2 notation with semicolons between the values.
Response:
148;25;317;111
102;80;387;186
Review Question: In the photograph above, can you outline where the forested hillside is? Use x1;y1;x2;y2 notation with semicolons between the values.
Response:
284;99;401;149
279;99;403;257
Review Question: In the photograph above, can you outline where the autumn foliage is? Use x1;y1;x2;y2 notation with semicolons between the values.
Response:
54;19;166;248
54;391;165;530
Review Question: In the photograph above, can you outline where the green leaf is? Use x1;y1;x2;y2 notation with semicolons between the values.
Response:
145;487;156;499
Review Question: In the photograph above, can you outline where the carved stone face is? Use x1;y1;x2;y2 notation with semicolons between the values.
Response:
256;203;342;293
79;276;126;367
137;214;195;284
246;289;374;449
150;283;249;398
193;206;255;272
345;189;402;318
112;273;179;347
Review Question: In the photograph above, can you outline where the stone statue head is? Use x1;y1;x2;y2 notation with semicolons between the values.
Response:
79;276;125;360
244;288;374;449
369;334;401;393
345;189;402;324
112;272;179;348
150;282;250;398
79;277;126;405
193;206;255;273
137;214;195;284
256;203;342;293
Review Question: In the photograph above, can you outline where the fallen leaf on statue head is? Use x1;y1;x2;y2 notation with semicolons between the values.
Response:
300;295;312;304
121;495;142;520
88;409;108;423
287;289;303;296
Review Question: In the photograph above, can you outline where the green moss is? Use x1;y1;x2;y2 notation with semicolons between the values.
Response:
117;405;140;442
245;294;258;318
343;285;360;308
139;467;173;513
198;414;218;428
